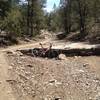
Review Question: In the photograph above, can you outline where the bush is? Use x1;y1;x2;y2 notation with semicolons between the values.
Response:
0;7;27;37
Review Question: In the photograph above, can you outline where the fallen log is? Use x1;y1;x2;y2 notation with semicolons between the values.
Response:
19;47;100;58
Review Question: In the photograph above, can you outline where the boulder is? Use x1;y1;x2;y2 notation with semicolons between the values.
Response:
58;54;67;60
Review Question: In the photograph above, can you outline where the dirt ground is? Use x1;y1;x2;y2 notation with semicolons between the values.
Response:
0;39;51;100
0;34;100;100
6;53;100;100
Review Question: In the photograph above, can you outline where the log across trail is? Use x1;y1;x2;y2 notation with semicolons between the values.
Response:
20;44;100;58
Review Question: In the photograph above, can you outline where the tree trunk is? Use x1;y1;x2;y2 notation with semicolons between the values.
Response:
27;0;34;37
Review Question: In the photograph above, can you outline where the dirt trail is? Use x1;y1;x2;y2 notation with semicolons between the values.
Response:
0;52;16;100
0;39;51;100
0;39;51;52
0;37;99;100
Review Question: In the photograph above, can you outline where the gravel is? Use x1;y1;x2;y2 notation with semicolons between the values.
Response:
7;53;100;100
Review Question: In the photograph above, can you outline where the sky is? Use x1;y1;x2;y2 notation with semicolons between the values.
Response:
46;0;60;12
21;0;60;12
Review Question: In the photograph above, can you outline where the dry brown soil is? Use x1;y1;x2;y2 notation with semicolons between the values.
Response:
0;38;100;100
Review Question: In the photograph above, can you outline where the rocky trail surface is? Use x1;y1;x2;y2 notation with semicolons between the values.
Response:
0;52;16;100
0;39;51;100
0;36;100;100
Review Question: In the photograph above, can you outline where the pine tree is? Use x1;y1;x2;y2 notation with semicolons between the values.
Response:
0;0;12;18
27;0;46;37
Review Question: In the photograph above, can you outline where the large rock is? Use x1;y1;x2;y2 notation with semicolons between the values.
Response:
58;54;67;60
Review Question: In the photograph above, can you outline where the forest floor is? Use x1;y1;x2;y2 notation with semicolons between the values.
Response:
0;33;100;100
